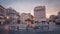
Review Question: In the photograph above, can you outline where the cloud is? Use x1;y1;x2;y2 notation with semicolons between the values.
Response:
0;0;60;18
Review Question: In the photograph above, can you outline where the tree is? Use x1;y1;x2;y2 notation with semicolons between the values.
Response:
25;19;31;25
57;11;60;18
49;15;56;22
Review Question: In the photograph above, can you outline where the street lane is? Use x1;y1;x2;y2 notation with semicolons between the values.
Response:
0;22;60;34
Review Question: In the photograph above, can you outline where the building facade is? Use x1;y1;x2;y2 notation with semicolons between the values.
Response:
20;13;32;24
0;5;7;25
34;6;46;22
6;8;20;24
0;5;20;25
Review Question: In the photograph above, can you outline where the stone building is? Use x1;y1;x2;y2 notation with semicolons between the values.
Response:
34;6;46;22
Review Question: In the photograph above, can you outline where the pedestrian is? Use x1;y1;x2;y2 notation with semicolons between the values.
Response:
26;25;29;32
47;22;49;30
17;26;19;30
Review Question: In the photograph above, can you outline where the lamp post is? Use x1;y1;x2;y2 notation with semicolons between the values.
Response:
6;16;10;24
6;16;10;19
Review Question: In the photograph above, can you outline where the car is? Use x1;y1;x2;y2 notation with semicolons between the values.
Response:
55;19;60;25
33;23;48;29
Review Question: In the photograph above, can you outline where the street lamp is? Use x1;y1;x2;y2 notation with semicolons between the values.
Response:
6;16;10;19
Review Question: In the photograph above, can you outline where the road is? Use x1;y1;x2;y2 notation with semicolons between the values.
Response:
0;22;60;34
0;29;60;34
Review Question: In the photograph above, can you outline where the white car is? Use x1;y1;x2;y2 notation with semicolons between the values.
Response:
9;24;27;30
33;23;48;29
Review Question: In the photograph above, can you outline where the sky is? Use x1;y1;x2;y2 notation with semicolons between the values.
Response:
0;0;60;18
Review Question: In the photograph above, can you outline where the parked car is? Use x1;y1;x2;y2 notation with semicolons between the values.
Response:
33;23;48;29
55;18;60;25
